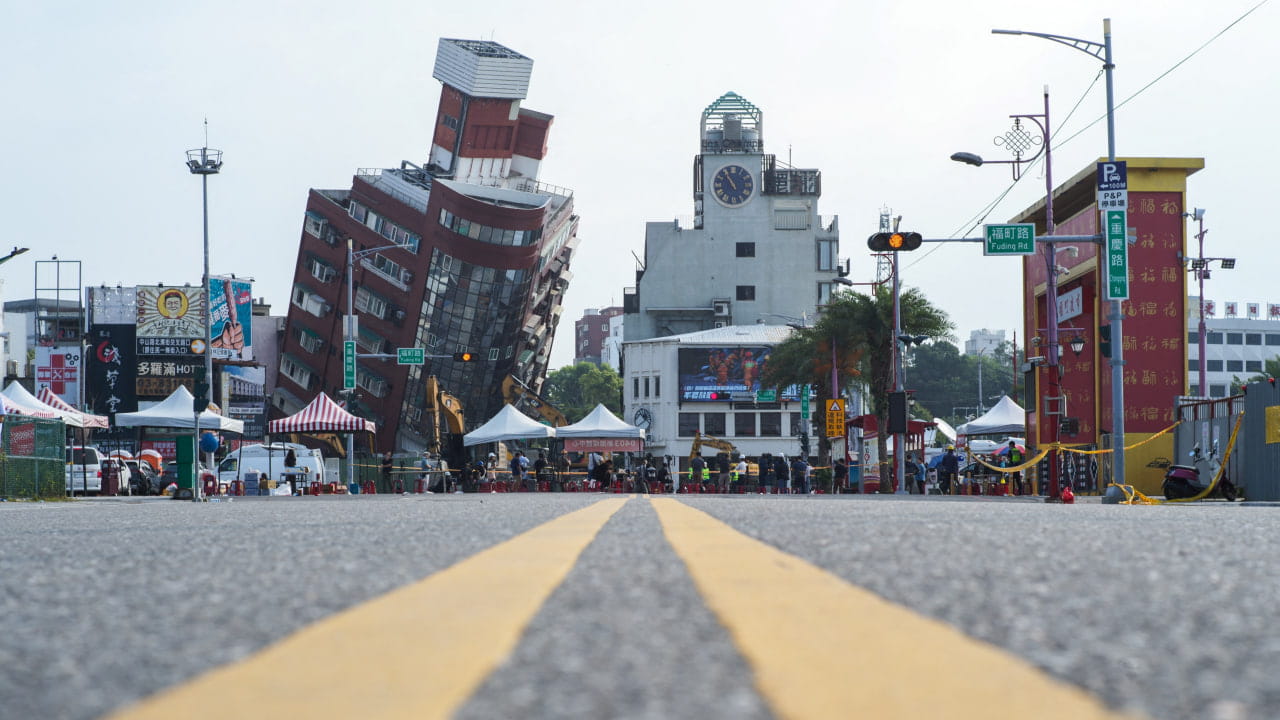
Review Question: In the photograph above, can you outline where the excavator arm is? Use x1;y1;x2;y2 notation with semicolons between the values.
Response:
689;431;735;462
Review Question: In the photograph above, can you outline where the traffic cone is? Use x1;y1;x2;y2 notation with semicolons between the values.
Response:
1061;485;1075;504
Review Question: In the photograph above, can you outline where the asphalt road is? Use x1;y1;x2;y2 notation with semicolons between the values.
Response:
0;494;1275;719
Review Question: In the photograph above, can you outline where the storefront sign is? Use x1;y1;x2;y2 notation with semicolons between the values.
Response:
563;438;644;452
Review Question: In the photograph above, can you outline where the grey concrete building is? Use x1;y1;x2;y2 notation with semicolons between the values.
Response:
623;92;845;342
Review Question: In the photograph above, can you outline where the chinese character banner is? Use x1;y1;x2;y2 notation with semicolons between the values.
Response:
87;324;138;416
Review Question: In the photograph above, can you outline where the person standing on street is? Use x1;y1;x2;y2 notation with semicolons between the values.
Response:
689;455;705;494
791;455;810;494
939;446;960;495
717;453;731;493
774;455;790;494
734;456;747;493
509;451;526;491
1005;441;1026;495
380;451;393;492
833;457;848;492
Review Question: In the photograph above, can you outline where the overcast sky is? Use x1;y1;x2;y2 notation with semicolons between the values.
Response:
3;0;1273;369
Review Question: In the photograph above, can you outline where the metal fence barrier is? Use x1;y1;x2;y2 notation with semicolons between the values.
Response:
2;417;67;499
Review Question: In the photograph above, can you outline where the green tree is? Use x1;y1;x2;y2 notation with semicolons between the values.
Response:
1230;356;1280;395
542;362;623;423
762;286;952;483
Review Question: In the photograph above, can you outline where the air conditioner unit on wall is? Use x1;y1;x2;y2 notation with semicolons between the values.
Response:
712;300;731;317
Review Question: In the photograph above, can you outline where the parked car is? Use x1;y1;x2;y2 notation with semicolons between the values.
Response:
124;459;158;495
66;446;104;495
159;462;216;495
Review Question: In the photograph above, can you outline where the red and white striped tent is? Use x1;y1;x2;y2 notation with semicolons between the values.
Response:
38;386;109;429
268;392;376;434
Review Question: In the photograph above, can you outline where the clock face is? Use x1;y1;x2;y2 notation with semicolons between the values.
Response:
712;165;754;207
633;407;653;430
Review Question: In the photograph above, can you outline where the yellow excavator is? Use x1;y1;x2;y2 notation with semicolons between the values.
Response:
424;375;466;455
501;374;569;427
689;431;735;463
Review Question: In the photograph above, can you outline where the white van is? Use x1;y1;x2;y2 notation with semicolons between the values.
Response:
217;443;325;495
66;446;104;495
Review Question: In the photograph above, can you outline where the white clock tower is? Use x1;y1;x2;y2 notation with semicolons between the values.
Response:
623;91;843;342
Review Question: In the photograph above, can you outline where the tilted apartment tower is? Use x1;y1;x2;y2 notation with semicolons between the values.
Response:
275;38;577;454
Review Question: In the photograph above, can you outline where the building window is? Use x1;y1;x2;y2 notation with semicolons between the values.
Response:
643;377;650;398
1206;360;1223;372
818;282;833;306
773;208;809;230
1188;359;1199;371
817;239;837;271
1246;360;1263;372
1246;333;1262;346
654;377;660;397
760;412;782;437
1267;334;1280;346
736;285;755;301
1226;333;1243;345
1210;384;1226;396
1206;332;1223;344
1227;360;1244;372
303;212;328;239
678;413;700;437
442;114;459;130
1190;385;1200;396
354;287;389;319
734;412;756;437
356;368;389;398
790;413;804;435
293;325;325;354
634;377;640;398
736;242;756;258
1188;331;1199;344
280;354;314;390
703;413;726;436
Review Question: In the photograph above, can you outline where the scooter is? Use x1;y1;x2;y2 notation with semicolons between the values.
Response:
1163;443;1237;501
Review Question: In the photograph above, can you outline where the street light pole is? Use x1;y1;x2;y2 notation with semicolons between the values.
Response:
1193;211;1208;395
345;238;416;490
952;87;1061;498
186;143;222;501
993;17;1122;489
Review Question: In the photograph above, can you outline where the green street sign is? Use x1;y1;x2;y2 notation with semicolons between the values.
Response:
1104;209;1129;301
397;347;425;365
755;389;777;402
343;341;356;390
983;223;1036;256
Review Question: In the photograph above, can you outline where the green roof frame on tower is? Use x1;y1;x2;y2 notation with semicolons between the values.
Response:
701;91;763;145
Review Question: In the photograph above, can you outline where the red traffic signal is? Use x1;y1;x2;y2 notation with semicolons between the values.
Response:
867;232;923;252
452;352;476;362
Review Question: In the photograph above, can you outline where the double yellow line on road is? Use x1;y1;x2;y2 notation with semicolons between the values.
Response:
114;497;1139;719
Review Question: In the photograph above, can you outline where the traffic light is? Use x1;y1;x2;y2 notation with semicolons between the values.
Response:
799;432;810;458
452;352;476;362
192;366;210;413
867;231;923;252
1099;325;1112;358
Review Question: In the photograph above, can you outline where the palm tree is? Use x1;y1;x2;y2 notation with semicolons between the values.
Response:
763;286;952;486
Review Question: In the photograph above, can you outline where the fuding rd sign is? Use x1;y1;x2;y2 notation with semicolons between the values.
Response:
983;223;1036;256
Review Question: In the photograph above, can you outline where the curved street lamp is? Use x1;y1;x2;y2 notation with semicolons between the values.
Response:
952;87;1067;499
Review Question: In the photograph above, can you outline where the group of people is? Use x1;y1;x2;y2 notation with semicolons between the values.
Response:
933;440;1026;495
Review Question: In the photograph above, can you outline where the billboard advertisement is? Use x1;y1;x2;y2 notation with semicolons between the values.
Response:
35;346;82;406
136;285;206;356
223;365;266;440
678;346;794;401
87;324;138;416
210;277;253;361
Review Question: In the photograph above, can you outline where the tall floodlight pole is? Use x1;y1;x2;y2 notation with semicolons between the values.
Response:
992;18;1123;487
186;143;222;501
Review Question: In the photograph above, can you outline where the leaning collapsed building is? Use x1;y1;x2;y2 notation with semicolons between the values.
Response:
274;38;578;453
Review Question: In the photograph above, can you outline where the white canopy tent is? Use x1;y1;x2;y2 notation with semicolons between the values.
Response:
0;382;61;420
955;395;1026;437
114;385;245;433
463;404;557;446
555;404;645;439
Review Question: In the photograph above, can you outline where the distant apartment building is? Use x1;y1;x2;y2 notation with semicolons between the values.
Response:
574;306;623;366
1188;296;1280;397
274;38;578;453
964;329;1007;356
